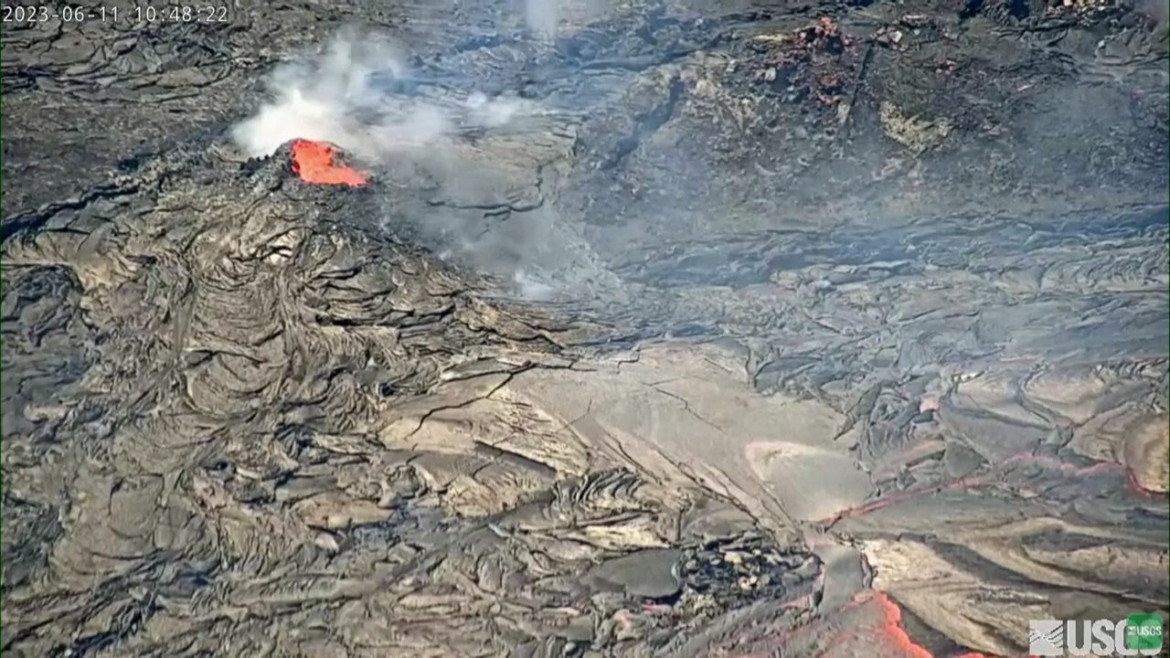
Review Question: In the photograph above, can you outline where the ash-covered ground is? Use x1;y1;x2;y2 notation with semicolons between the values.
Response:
2;0;1168;656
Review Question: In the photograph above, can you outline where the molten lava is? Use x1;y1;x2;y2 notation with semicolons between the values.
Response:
290;139;368;186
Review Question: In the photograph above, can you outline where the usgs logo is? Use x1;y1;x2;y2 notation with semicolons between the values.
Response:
1030;615;1165;656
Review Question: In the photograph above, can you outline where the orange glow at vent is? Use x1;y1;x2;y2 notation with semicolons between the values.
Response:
290;139;368;187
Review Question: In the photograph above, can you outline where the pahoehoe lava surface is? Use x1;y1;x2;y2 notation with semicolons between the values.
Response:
2;0;1168;656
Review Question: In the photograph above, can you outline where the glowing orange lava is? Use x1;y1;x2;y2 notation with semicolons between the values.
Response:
290;139;368;187
866;592;999;658
865;591;935;658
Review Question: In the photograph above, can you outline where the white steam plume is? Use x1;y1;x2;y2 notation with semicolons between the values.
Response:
525;0;560;38
229;28;618;302
231;29;529;161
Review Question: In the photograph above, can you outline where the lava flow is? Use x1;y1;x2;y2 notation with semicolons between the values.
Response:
290;139;368;186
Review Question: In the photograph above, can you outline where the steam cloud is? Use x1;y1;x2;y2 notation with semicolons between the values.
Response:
525;0;560;38
232;31;527;161
230;26;614;301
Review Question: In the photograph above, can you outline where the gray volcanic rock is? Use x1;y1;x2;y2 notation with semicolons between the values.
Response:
2;1;1167;657
585;549;684;598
